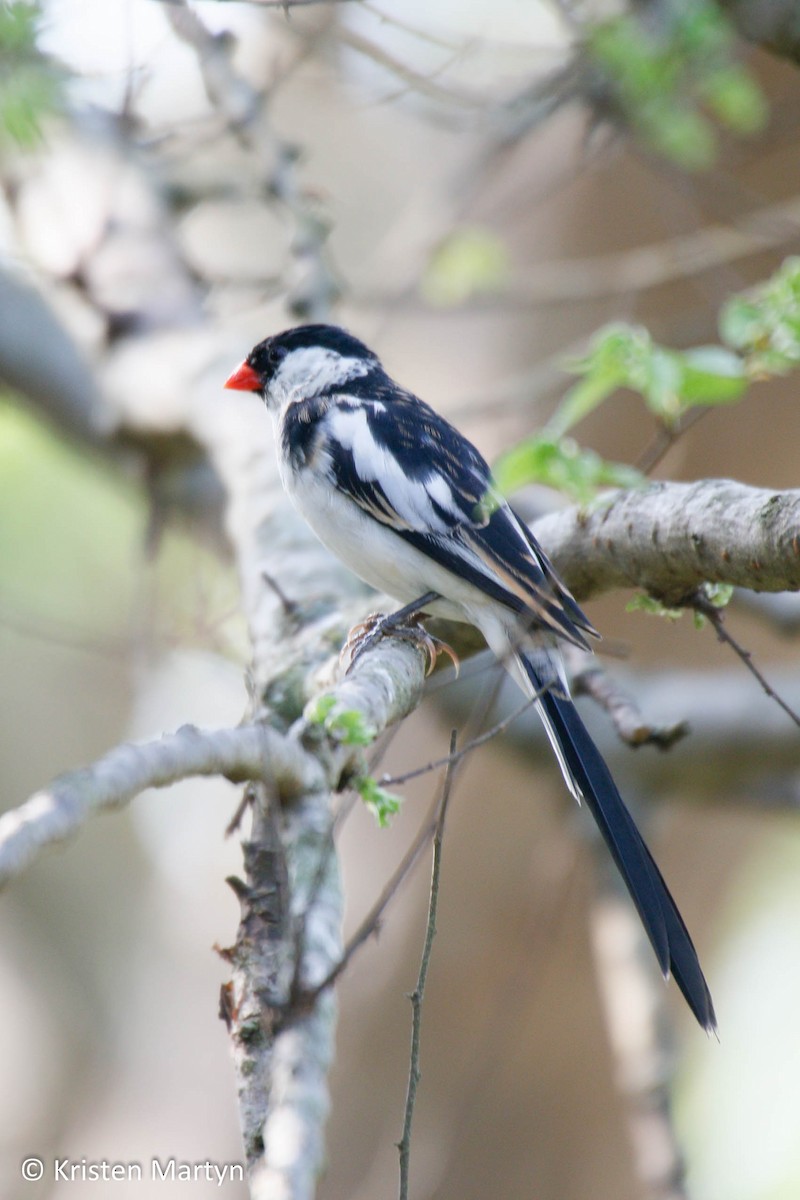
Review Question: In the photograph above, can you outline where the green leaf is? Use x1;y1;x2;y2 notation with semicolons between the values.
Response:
677;346;748;404
306;694;337;725
719;297;765;351
356;776;402;828
0;2;40;52
703;581;734;608
626;593;684;621
305;696;375;745
584;2;766;170
493;436;643;505
640;347;685;422
545;370;621;442
422;227;510;307
701;65;768;134
556;324;749;433
555;324;654;437
720;259;800;375
649;107;717;172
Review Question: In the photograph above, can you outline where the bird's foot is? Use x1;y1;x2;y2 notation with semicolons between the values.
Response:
341;609;459;677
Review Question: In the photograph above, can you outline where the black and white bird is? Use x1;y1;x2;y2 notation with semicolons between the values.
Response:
225;323;715;1032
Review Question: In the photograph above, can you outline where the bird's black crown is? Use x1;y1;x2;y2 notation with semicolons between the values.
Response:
247;324;379;385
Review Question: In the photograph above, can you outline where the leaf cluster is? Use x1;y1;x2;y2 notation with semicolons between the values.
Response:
306;695;403;827
586;0;767;169
494;259;800;505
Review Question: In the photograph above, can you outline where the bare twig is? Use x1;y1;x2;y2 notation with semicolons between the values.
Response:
309;675;514;999
211;634;431;1194
692;593;800;729
165;0;339;318
567;650;689;749
379;695;536;787
339;28;479;109
307;786;442;997
398;730;458;1200
635;408;712;476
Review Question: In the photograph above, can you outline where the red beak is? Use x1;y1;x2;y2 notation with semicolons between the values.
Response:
224;360;262;392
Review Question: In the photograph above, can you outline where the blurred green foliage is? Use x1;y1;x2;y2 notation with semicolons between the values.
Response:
0;2;63;148
355;774;402;828
586;0;767;169
493;436;643;505
422;227;510;307
491;258;800;509
626;582;734;626
556;325;747;437
721;256;800;375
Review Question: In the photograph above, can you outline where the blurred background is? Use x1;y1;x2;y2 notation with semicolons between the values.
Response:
2;1;800;1197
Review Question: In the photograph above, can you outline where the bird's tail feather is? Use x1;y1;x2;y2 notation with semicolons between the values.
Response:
520;652;716;1033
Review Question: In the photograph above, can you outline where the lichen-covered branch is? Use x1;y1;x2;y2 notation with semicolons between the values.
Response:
213;634;428;1199
534;479;800;605
0;627;429;896
0;723;295;889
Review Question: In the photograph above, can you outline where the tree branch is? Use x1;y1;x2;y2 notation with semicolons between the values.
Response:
534;479;800;605
0;633;428;889
0;269;111;446
0;724;298;889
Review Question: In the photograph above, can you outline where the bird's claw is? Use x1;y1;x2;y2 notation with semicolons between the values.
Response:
341;611;459;678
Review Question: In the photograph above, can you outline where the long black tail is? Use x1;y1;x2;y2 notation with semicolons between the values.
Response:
523;655;716;1032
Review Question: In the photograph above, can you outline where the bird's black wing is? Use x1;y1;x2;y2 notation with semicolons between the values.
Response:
307;384;594;647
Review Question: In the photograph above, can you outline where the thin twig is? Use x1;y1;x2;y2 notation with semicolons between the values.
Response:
635;408;711;476
306;664;510;998
398;730;458;1200
306;790;441;997
380;694;537;787
692;593;800;729
338;28;481;108
567;652;689;749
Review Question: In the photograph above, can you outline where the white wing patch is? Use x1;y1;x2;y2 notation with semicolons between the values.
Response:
424;471;462;518
327;406;453;533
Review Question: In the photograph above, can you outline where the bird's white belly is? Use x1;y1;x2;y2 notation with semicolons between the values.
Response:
283;465;474;622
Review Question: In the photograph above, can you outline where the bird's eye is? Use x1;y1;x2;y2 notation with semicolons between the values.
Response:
252;341;286;380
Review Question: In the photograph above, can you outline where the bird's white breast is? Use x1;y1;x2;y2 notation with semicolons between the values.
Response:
280;452;483;623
